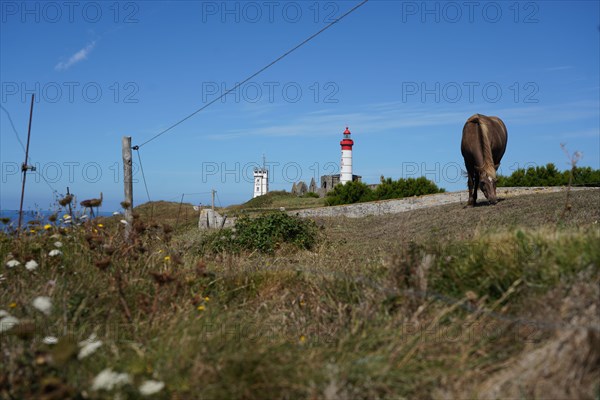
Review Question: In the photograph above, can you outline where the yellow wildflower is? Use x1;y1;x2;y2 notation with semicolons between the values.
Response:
9;302;16;308
164;256;171;262
299;335;306;344
44;224;52;230
197;305;205;311
204;296;210;302
29;229;36;233
97;224;104;228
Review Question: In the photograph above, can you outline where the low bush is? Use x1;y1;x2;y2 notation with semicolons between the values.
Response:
325;181;375;206
497;163;600;187
326;177;444;206
200;212;318;254
374;176;445;200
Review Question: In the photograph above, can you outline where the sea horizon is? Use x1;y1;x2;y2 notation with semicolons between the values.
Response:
0;209;117;230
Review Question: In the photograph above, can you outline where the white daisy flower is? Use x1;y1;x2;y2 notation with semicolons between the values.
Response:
120;220;128;225
25;260;39;271
49;249;62;257
53;241;63;248
78;332;97;346
139;380;165;396
91;368;132;391
32;296;52;316
78;340;103;359
42;336;58;345
6;259;20;268
0;315;19;333
78;333;103;359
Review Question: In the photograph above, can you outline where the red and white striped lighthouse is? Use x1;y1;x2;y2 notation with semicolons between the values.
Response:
340;127;354;184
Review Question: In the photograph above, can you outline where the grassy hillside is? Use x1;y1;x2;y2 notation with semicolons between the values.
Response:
225;191;325;215
1;189;598;399
133;201;200;230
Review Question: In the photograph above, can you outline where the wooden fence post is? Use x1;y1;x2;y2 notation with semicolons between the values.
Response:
122;136;133;238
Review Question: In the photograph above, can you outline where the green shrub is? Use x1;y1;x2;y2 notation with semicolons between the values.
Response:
200;212;318;254
497;163;600;187
325;181;375;206
374;176;445;200
326;177;444;206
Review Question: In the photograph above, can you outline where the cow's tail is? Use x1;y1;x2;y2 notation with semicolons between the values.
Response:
468;114;496;179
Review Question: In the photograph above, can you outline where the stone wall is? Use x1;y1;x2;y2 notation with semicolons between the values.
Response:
199;187;595;231
198;209;235;229
289;187;589;219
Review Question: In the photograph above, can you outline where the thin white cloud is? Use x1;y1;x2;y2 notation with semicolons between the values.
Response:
55;41;96;71
206;100;599;141
206;104;477;141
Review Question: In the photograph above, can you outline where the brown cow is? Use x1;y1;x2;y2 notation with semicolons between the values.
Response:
461;114;508;206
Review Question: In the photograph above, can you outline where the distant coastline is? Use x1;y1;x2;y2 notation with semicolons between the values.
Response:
0;209;115;230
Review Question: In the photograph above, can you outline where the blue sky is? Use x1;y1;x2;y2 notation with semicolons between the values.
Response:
1;0;599;211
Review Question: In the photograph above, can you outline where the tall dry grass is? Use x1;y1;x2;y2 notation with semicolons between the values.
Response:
0;190;598;399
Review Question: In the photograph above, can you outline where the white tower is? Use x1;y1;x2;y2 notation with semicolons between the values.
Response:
253;157;269;198
340;127;354;184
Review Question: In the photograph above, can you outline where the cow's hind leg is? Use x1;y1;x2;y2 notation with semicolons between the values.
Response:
466;170;477;206
472;173;479;206
466;175;474;206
